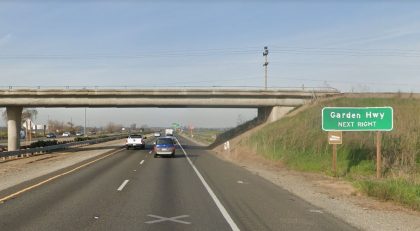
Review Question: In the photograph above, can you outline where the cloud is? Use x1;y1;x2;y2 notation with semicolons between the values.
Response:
0;33;12;46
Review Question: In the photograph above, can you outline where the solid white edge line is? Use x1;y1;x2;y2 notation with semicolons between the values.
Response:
117;179;129;191
175;137;240;231
140;160;145;165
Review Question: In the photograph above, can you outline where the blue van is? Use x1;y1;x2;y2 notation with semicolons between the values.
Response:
153;137;176;158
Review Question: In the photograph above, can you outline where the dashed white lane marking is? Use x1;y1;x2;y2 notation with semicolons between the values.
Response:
117;180;129;191
237;180;249;184
175;137;240;231
140;160;145;165
309;209;324;214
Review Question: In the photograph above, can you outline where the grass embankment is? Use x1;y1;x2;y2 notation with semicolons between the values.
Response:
189;128;225;145
242;97;420;210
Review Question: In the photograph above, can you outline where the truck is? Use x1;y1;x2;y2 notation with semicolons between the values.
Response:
126;134;146;149
165;128;174;136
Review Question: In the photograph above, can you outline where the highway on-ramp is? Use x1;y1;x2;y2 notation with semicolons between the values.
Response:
0;136;358;231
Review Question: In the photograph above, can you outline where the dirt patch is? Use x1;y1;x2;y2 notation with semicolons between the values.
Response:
313;179;358;196
27;155;57;164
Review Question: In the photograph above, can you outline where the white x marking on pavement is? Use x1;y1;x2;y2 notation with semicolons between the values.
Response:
145;214;191;225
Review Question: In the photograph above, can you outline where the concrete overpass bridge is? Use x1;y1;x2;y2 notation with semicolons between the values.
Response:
0;87;340;151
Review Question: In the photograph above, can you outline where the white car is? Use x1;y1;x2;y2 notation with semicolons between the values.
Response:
126;135;146;149
154;132;161;137
62;132;71;137
165;128;174;136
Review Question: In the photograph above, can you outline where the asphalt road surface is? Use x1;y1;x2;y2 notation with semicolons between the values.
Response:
0;136;358;231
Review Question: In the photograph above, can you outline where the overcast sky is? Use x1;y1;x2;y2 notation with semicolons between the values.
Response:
1;1;420;127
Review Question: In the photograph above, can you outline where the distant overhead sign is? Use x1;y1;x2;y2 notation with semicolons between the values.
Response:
322;107;393;131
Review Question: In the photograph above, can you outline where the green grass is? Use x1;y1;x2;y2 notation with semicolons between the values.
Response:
355;179;420;210
0;130;7;139
242;96;420;210
191;129;224;144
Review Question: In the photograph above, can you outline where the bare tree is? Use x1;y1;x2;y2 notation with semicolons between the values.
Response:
66;121;75;133
130;123;136;130
105;122;123;133
22;108;38;122
48;120;65;133
2;108;38;122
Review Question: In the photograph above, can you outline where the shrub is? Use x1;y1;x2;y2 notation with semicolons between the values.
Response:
74;137;93;142
29;140;58;148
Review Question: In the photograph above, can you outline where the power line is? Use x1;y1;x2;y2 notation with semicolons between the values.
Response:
270;76;420;88
2;46;420;60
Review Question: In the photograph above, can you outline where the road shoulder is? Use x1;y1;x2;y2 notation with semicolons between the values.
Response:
180;133;420;231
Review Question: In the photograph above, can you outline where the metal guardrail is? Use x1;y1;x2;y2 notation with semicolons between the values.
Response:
0;136;124;159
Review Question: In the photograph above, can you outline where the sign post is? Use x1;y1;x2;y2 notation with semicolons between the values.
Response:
376;131;382;179
328;131;342;176
332;144;337;176
322;107;393;178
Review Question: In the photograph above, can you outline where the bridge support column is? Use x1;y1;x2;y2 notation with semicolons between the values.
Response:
7;106;23;151
258;106;294;123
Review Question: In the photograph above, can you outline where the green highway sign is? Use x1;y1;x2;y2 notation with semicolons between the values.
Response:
322;107;393;131
172;123;180;128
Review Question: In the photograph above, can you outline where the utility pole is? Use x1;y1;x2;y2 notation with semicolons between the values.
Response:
263;46;269;90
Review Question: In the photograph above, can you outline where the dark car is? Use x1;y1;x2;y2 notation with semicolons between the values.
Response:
46;133;57;138
153;137;176;158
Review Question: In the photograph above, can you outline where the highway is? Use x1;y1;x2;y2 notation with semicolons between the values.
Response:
0;136;357;231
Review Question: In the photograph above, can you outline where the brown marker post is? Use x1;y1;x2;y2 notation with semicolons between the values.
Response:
376;131;382;178
328;131;342;177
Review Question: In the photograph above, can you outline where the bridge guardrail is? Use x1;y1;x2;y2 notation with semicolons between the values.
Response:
0;135;125;159
0;85;339;92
